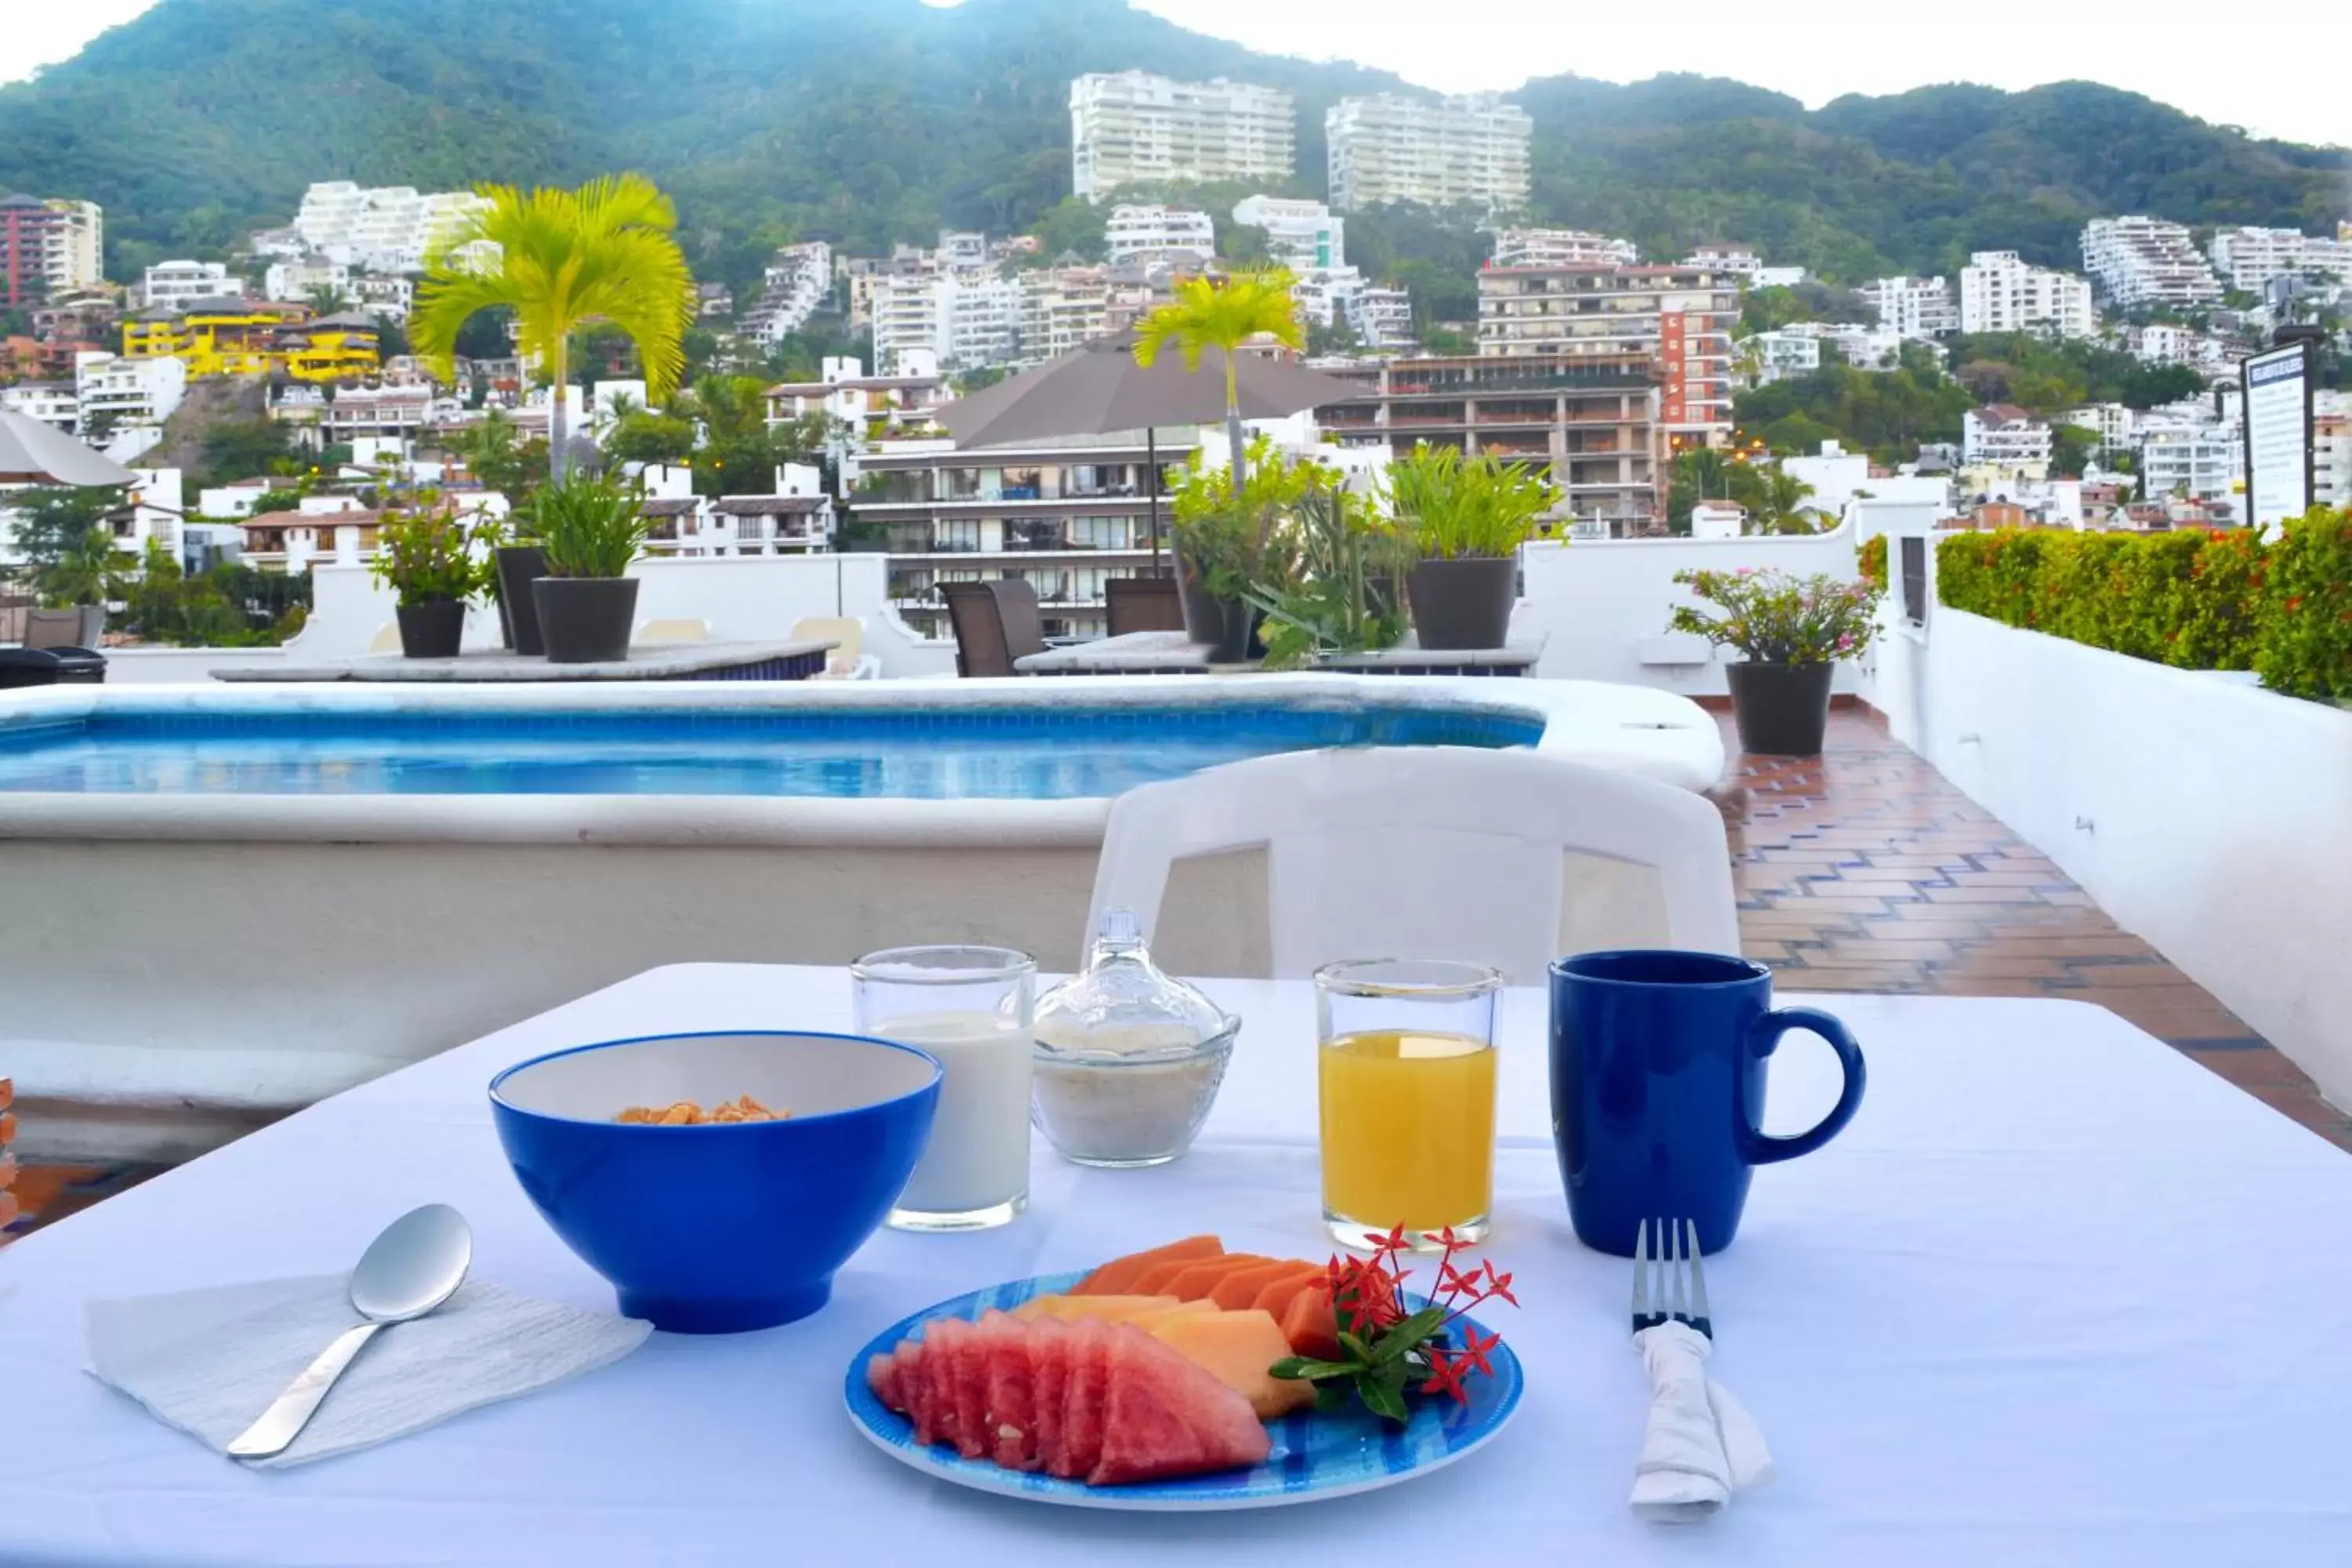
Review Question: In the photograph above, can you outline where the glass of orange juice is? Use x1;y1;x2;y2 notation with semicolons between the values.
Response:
1315;959;1502;1251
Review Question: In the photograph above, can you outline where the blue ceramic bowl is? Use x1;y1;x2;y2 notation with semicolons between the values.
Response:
489;1030;941;1334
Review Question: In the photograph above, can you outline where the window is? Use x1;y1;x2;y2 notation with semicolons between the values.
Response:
934;519;983;552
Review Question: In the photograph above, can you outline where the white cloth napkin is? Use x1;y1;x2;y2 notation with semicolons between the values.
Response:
85;1273;652;1468
1629;1320;1775;1522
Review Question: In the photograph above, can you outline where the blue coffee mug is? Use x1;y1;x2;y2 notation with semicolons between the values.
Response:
1550;950;1864;1256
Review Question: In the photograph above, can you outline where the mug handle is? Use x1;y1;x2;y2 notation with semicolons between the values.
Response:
1740;1007;1866;1164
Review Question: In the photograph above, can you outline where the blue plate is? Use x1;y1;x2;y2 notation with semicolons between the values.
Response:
843;1270;1523;1511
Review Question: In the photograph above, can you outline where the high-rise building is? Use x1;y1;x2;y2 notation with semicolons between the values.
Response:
1232;197;1345;271
1102;205;1215;265
2208;227;2352;292
1327;95;1532;212
140;260;239;311
2080;217;2223;310
1069;74;1295;203
1475;263;1739;443
0;195;104;306
1958;251;2096;339
1317;351;1664;532
742;242;835;347
1858;276;1958;339
1489;228;1637;270
291;181;492;273
869;270;1024;374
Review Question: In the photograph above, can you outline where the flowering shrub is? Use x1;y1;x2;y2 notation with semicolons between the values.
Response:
1667;567;1883;665
1857;532;1887;589
1936;516;2351;696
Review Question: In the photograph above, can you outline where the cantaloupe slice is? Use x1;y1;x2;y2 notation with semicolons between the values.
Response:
1019;1294;1185;1326
1123;1298;1222;1333
1072;1235;1223;1296
1152;1308;1317;1419
1161;1254;1272;1301
1209;1260;1318;1312
1251;1269;1327;1321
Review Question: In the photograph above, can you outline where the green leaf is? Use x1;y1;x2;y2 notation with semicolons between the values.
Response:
1269;1357;1362;1383
1314;1383;1355;1414
1356;1370;1411;1424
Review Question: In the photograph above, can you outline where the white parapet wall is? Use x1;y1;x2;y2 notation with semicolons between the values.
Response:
1518;522;1864;698
1884;606;2352;1109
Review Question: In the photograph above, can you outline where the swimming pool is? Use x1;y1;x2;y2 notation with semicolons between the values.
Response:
0;700;1543;799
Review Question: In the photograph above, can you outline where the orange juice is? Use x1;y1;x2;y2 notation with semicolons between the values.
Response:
1318;1029;1497;1241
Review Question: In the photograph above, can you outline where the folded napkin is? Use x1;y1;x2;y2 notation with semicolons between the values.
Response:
86;1274;652;1468
1628;1320;1774;1523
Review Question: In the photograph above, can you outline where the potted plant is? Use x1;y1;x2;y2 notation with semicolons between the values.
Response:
1240;483;1407;669
1668;566;1884;755
531;474;652;662
1167;437;1309;662
1388;446;1559;650
369;493;492;659
492;510;550;655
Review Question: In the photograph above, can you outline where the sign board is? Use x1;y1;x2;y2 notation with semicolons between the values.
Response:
2241;343;2312;531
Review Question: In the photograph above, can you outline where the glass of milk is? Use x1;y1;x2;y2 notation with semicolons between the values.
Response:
852;945;1037;1231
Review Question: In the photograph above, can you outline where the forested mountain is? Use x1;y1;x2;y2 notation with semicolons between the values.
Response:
1;0;2342;293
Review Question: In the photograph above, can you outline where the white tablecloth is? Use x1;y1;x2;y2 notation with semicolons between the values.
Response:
3;964;2349;1566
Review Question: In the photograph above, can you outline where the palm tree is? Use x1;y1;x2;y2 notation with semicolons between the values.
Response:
1748;468;1828;535
1133;267;1303;487
410;174;696;481
37;524;135;609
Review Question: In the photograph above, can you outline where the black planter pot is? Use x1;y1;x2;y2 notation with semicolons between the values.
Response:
1175;562;1262;663
533;577;640;664
1404;557;1518;651
394;599;466;660
494;546;550;655
1726;660;1836;757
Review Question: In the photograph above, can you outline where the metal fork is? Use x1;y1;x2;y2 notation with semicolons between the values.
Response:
1630;1218;1712;1339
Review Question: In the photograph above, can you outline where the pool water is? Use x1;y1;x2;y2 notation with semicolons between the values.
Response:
0;704;1543;800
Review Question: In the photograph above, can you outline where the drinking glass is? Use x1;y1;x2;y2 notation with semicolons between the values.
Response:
1315;958;1502;1251
852;945;1036;1231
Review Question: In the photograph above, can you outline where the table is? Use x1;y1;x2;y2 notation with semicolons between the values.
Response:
4;966;2350;1565
1016;631;1548;677
211;638;838;683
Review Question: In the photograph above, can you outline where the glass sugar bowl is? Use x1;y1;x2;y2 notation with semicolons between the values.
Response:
1031;909;1237;1168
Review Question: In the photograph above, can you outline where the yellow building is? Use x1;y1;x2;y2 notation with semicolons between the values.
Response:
122;300;379;384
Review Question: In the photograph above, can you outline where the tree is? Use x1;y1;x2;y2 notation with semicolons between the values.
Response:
1026;198;1108;263
2;485;122;591
606;411;695;465
34;520;135;608
1134;267;1304;489
2049;423;2100;480
444;408;548;504
411;174;698;481
1305;315;1360;358
1746;467;1828;535
195;419;295;487
304;283;353;314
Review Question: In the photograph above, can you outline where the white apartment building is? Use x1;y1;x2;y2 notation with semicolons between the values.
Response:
2209;227;2352;292
1232;197;1345;271
742;241;835;347
1958;251;2096;339
2138;421;2244;513
1859;275;1957;339
291;181;492;273
1489;228;1638;270
1018;267;1116;363
2081;216;2223;310
0;383;78;431
1780;321;1902;369
1069;73;1296;202
1751;266;1809;289
1326;94;1533;212
263;255;350;303
868;273;943;377
1289;266;1366;328
350;274;414;317
871;270;1025;373
1684;245;1761;278
1346;285;1414;350
1102;205;1214;264
74;351;186;433
1747;330;1820;383
1962;405;2053;471
2063;402;2135;456
140;260;238;310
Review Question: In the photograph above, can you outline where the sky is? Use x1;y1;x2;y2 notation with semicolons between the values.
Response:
4;0;2348;147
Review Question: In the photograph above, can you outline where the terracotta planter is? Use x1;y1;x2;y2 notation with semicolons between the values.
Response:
494;546;550;655
1175;561;1261;663
394;599;466;659
1726;659;1835;756
1404;557;1517;650
533;577;639;664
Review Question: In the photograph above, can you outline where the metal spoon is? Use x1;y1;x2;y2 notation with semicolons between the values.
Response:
226;1203;473;1460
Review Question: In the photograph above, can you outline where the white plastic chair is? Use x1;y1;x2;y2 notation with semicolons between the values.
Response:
636;617;712;645
367;622;401;654
1088;746;1740;982
791;615;881;679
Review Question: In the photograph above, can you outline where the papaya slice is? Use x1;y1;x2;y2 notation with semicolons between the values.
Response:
1208;1260;1318;1312
1161;1255;1272;1301
1252;1269;1327;1322
1073;1235;1222;1296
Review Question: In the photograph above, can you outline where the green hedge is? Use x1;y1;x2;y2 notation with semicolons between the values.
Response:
1936;510;2352;701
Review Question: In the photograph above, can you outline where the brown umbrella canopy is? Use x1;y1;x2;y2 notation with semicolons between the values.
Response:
935;330;1368;448
0;409;138;487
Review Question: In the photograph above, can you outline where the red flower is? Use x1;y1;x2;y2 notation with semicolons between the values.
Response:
1457;1327;1501;1377
1420;1349;1471;1404
1480;1263;1518;1307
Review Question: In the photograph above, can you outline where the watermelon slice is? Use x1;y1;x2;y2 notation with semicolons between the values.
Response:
866;1348;903;1412
904;1336;943;1447
977;1312;1042;1471
949;1317;992;1460
1089;1325;1272;1486
1051;1317;1114;1481
1029;1317;1074;1471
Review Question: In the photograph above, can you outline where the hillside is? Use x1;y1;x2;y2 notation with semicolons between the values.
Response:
0;0;2343;292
